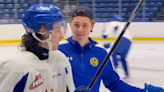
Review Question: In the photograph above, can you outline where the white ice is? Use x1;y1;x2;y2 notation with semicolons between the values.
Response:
0;41;164;92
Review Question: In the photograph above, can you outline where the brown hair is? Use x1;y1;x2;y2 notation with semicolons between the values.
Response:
20;25;45;52
69;9;95;25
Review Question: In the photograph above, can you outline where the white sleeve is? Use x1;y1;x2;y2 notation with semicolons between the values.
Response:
66;60;76;92
53;50;76;92
0;61;29;92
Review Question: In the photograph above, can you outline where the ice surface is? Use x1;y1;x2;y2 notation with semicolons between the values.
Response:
0;41;164;92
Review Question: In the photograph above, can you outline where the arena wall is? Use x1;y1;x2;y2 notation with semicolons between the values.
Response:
0;22;164;44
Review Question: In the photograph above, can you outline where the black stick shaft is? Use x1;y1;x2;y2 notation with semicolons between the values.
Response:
87;0;145;89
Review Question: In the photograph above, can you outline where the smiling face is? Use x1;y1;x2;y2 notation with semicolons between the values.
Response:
70;16;95;43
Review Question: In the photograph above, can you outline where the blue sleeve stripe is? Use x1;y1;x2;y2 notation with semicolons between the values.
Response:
66;85;69;92
13;73;29;92
65;68;68;74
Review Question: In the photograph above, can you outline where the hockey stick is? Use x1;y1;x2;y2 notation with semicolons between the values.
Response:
87;0;145;89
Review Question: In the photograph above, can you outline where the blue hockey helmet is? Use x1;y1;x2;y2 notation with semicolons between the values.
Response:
23;3;63;34
112;15;121;22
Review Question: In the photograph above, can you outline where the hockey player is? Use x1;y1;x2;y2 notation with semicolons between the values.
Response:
58;6;164;92
102;15;132;79
102;23;111;49
0;4;92;92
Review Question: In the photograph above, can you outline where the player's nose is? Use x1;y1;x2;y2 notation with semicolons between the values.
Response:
77;26;83;32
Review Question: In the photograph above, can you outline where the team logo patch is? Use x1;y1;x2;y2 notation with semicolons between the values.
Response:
29;73;44;90
90;57;99;67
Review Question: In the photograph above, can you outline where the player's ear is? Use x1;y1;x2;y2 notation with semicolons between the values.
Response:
38;26;49;40
69;21;73;30
69;22;71;27
91;23;95;29
39;27;45;32
69;18;73;27
90;24;94;32
90;19;95;30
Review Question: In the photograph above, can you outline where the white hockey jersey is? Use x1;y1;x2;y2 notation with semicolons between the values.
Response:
0;50;75;92
103;21;132;41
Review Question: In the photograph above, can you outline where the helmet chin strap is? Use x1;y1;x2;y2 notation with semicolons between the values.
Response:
32;32;52;51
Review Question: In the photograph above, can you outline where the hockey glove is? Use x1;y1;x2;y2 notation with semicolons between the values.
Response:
144;83;164;92
103;43;111;49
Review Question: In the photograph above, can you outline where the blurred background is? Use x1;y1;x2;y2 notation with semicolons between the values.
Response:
0;0;164;24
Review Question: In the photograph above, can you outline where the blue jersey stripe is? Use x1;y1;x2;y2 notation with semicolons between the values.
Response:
13;73;29;92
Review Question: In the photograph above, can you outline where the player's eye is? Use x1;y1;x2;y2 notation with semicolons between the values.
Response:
83;25;88;27
74;24;79;27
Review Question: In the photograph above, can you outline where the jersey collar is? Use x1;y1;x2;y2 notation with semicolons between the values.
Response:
67;36;97;50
